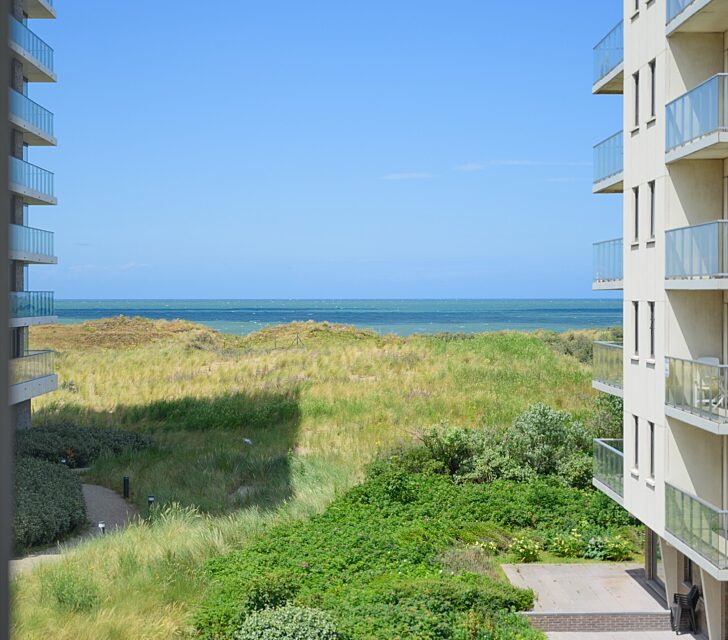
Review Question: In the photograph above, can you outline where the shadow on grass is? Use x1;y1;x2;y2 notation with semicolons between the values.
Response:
33;389;302;515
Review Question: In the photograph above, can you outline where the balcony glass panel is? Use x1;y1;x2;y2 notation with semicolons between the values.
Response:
9;17;54;71
666;356;728;423
10;350;54;386
593;238;623;284
10;291;54;318
666;221;728;279
10;156;54;199
593;342;623;390
10;89;54;138
10;224;54;258
593;21;624;85
593;131;623;184
667;74;728;152
667;0;697;24
593;438;624;498
666;482;728;569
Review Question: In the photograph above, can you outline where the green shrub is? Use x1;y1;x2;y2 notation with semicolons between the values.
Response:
584;534;634;561
550;529;587;558
590;394;624;439
14;457;87;550
41;565;100;613
16;425;151;468
234;606;339;640
508;537;541;563
419;424;486;475
455;611;545;639
240;571;299;614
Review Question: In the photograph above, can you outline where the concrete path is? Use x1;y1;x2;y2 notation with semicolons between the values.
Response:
502;563;665;613
548;634;698;640
10;483;137;576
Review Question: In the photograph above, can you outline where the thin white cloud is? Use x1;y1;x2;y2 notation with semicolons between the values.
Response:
454;162;486;173
544;177;589;183
381;172;434;181
455;160;590;171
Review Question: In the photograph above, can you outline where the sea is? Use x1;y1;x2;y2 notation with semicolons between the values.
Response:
54;299;623;337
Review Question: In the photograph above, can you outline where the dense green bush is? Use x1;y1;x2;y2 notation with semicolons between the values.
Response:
16;425;151;468
234;606;339;640
14;457;87;549
194;461;636;639
590;394;624;439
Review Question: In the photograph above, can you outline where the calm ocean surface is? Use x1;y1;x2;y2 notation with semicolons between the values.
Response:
54;300;622;336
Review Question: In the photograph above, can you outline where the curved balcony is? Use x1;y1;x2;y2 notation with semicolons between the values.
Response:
10;89;55;146
593;238;623;290
593;438;624;506
593;342;623;397
9;17;56;83
665;355;728;433
667;0;728;36
9;156;56;205
10;291;55;327
9;224;56;264
593;20;624;95
666;482;728;577
666;74;728;163
593;131;624;194
9;350;57;404
666;220;728;288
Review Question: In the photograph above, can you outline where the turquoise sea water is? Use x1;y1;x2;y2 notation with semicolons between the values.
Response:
55;299;622;336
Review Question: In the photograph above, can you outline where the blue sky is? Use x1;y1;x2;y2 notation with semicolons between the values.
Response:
27;2;624;299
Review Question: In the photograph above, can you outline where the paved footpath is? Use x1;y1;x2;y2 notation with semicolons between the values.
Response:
10;483;138;576
549;634;697;640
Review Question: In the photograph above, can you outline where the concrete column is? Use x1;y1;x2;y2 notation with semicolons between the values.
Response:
701;569;725;639
11;0;23;21
10;59;22;93
661;538;680;603
10;401;31;431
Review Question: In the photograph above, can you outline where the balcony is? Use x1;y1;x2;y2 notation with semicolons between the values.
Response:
10;89;55;146
593;21;624;95
665;356;728;433
665;482;728;576
9;224;56;264
666;221;728;289
9;156;56;205
593;238;623;290
593;342;623;397
9;350;57;405
593;439;624;505
667;0;728;36
666;74;728;163
593;131;624;194
22;0;56;20
10;291;55;327
9;17;56;83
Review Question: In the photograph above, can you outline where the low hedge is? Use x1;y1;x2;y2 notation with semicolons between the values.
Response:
234;606;340;640
16;426;151;468
14;456;87;549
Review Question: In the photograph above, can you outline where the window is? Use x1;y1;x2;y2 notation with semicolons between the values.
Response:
633;187;640;241
649;59;656;118
649;180;655;239
634;416;640;469
649;301;655;359
684;557;693;585
649;422;655;479
633;72;640;128
633;301;639;355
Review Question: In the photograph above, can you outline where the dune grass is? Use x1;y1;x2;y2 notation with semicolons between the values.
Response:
12;318;604;639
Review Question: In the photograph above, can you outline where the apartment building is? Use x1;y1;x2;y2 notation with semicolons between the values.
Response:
7;0;57;429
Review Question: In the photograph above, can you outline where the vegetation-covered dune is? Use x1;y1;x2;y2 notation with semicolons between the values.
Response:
12;318;619;639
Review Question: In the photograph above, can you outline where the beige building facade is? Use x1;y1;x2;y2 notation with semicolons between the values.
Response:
7;0;57;429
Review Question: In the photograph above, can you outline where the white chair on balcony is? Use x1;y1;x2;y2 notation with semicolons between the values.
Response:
694;357;724;413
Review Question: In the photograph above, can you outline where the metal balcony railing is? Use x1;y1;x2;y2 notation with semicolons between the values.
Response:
666;221;728;280
593;342;623;391
10;89;54;139
593;238;623;284
9;350;54;386
10;291;54;319
9;156;54;199
666;74;728;153
10;224;54;259
593;20;624;86
666;482;728;569
9;16;54;72
594;131;623;185
666;356;728;424
593;438;624;498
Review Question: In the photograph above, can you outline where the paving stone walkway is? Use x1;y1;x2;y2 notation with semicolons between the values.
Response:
548;633;697;640
10;483;137;576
